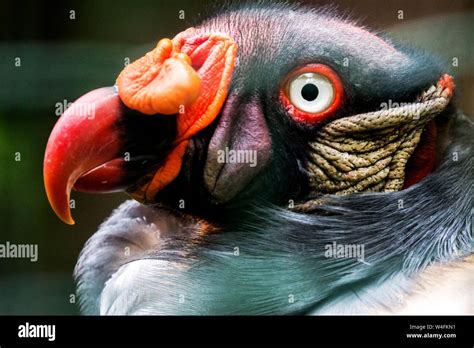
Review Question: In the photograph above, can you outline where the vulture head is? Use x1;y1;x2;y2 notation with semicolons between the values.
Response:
44;3;473;315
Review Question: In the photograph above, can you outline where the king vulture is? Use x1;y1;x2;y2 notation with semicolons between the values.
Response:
43;3;473;315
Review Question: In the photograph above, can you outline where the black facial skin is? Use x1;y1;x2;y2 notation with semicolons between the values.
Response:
121;3;446;221
112;106;177;191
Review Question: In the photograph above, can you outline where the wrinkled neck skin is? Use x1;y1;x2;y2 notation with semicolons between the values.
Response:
75;113;473;315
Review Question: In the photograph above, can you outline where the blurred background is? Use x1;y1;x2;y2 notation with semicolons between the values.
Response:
0;0;472;314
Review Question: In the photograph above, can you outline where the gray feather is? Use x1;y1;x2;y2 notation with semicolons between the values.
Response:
75;112;472;315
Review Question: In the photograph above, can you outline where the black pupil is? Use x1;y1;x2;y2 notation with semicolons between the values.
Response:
301;83;319;102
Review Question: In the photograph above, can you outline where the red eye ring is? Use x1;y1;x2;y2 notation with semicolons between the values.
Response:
279;64;344;125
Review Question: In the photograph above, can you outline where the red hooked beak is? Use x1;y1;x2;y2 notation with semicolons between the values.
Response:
44;30;237;224
44;87;124;225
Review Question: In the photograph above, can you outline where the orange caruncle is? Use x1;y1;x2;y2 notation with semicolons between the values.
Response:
117;31;237;202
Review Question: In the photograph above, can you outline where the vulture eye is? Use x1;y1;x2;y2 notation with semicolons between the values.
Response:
280;64;344;124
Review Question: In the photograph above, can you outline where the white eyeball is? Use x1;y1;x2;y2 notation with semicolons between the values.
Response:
288;72;335;114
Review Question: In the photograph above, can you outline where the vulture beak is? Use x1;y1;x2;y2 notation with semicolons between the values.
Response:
44;31;237;224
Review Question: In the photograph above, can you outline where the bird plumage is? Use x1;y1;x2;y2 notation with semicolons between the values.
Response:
75;111;472;314
65;3;473;314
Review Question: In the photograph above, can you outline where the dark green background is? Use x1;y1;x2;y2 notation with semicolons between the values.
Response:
0;0;472;314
